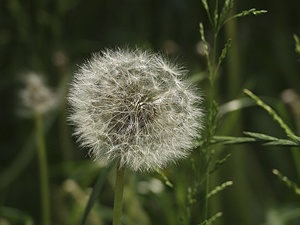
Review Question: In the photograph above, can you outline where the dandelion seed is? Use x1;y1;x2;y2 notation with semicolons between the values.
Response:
68;48;203;172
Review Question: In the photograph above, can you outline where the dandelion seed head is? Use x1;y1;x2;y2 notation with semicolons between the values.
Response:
19;72;57;115
68;48;203;172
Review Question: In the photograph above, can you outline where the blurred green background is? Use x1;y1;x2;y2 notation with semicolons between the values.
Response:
1;0;300;224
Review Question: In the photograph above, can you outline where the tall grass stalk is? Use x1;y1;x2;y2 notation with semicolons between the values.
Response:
198;1;267;224
244;89;300;181
34;112;50;225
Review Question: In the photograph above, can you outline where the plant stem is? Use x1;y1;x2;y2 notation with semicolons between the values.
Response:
34;112;51;225
204;167;210;221
113;166;126;225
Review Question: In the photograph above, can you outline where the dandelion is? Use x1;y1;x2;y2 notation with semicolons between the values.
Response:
19;72;57;116
19;72;55;225
68;48;203;172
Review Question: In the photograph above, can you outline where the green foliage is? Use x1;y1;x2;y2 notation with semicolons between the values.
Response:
209;153;231;174
201;0;266;35
156;170;174;189
273;169;300;195
244;89;300;142
217;39;231;69
224;8;267;24
264;207;300;225
212;133;300;147
206;181;233;199
198;212;223;225
294;34;300;60
2;0;300;225
0;207;34;225
80;165;112;225
194;2;267;225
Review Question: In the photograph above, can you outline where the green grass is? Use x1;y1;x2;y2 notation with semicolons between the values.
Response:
1;0;300;225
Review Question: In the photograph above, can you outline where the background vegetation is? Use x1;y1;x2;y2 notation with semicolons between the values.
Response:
1;0;300;224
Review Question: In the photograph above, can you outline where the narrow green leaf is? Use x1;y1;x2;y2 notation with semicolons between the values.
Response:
263;139;300;147
80;165;112;225
244;132;300;146
218;98;256;116
244;89;300;142
212;134;300;147
243;132;278;141
212;135;256;145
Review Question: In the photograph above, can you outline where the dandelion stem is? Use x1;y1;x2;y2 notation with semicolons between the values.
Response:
34;112;51;225
113;165;126;225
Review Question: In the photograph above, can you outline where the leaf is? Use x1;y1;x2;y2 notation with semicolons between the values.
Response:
212;134;300;147
244;132;300;147
218;98;256;116
243;132;278;141
80;165;112;225
244;89;300;142
212;136;256;145
263;139;300;147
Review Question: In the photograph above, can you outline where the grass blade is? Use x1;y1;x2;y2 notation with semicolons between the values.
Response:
80;165;112;225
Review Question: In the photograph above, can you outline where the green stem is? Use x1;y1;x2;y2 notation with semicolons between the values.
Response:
204;167;210;221
34;112;51;225
113;166;126;225
291;148;300;182
211;33;218;86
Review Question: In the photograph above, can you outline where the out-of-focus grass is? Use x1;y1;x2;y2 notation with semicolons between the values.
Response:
1;1;300;225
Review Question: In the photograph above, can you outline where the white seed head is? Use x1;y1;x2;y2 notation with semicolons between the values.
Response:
19;72;57;115
68;48;203;172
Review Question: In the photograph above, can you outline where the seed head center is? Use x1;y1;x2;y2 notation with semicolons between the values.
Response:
125;92;157;125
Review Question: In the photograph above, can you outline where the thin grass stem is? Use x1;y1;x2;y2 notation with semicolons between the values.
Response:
244;89;298;141
34;112;51;225
204;167;210;221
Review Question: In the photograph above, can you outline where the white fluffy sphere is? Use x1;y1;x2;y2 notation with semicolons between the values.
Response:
68;48;203;171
